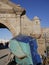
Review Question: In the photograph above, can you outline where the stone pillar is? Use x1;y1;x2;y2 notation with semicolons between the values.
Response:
16;14;21;35
20;16;24;34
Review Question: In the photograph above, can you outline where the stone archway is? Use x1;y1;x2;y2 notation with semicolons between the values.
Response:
0;22;16;37
0;0;25;37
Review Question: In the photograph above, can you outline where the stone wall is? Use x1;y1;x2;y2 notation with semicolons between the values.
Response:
0;13;21;36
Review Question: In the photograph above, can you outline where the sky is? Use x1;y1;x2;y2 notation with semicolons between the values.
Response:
0;0;49;40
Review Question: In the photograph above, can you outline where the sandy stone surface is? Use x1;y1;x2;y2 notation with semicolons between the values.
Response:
0;49;10;65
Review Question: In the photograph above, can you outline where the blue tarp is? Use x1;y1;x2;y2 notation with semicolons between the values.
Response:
12;34;42;65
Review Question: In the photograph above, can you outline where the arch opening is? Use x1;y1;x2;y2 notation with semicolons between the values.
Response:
0;23;13;50
0;23;13;40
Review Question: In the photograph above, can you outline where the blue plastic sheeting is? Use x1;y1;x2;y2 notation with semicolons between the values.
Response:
12;34;38;49
29;40;41;65
12;34;33;43
9;40;33;65
11;34;42;65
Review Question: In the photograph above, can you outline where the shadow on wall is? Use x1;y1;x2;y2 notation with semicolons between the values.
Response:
0;42;9;49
